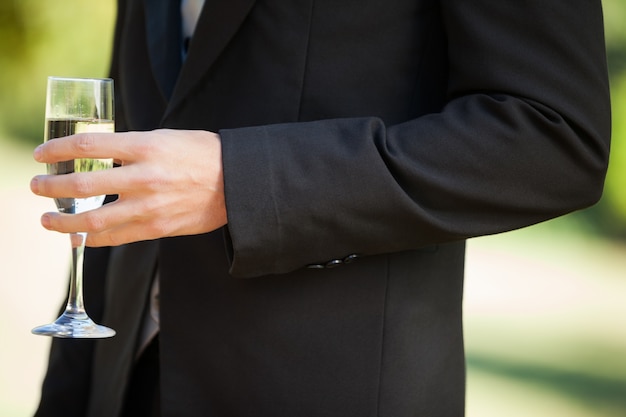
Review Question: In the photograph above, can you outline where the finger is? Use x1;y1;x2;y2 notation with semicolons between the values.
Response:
40;196;158;236
42;202;165;247
34;131;141;164
84;202;227;247
85;222;162;247
42;195;225;247
84;207;218;247
39;210;133;247
44;197;128;232
30;165;141;199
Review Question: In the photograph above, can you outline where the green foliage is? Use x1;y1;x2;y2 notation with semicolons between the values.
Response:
0;0;115;146
0;1;32;62
574;0;626;239
583;73;626;239
605;76;626;221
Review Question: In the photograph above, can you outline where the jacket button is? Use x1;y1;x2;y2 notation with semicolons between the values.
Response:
306;263;325;269
325;259;343;268
343;254;360;264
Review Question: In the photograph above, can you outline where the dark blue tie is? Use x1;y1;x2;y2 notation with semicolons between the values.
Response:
144;0;183;99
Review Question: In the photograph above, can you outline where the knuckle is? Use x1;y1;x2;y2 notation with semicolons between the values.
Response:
142;194;168;217
91;232;118;248
138;167;169;191
145;217;170;239
105;233;124;247
72;175;93;196
74;133;96;153
127;135;159;159
134;174;157;191
137;140;158;156
83;211;106;232
146;221;167;238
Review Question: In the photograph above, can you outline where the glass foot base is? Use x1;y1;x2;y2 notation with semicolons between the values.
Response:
32;313;116;338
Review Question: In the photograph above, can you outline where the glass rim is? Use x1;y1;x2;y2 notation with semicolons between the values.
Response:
47;76;113;83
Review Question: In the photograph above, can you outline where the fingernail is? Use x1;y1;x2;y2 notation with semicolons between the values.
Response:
30;177;40;195
41;213;52;230
34;145;43;162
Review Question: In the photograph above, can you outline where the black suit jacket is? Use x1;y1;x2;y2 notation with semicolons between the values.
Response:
36;0;611;416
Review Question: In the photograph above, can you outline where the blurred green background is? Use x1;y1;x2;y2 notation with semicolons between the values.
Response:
1;0;624;416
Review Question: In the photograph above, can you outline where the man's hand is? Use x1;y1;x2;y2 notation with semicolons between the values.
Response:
30;129;227;247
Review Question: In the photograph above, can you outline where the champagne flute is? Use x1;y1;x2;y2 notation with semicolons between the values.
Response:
32;77;116;338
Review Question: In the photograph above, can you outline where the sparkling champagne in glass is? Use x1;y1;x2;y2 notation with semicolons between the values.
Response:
32;77;116;338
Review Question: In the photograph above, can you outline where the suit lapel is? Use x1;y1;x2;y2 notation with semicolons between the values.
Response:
144;0;183;100
87;240;159;417
164;0;257;118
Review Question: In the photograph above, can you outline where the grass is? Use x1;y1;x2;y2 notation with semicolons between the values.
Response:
465;226;626;417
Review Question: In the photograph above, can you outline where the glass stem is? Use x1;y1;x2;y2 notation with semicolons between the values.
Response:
64;231;87;317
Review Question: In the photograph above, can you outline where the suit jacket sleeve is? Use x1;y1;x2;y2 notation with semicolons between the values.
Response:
220;0;611;277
